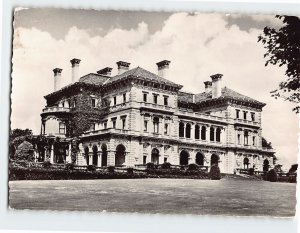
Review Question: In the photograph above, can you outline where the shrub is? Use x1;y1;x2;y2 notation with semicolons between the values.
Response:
248;168;254;176
43;161;51;168
146;162;155;169
127;167;134;175
288;174;297;183
65;163;75;171
266;169;278;182
107;166;115;173
209;165;221;180
86;164;96;172
188;163;199;171
161;162;171;169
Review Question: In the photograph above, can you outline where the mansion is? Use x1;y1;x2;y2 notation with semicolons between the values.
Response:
40;58;275;174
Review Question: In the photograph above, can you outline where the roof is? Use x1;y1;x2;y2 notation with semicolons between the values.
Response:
105;66;182;88
79;73;110;85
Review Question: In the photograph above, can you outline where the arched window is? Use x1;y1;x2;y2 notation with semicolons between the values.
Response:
186;123;191;138
210;127;215;141
151;148;160;165
195;125;200;139
153;117;159;134
216;128;221;142
196;152;204;166
180;150;189;165
179;122;184;137
243;157;249;169
84;146;89;165
244;130;249;145
115;144;126;166
92;145;98;166
101;144;107;167
201;126;206;140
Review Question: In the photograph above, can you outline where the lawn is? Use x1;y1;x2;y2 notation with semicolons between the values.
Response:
9;178;296;216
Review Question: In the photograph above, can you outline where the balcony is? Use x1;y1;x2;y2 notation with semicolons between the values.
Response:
177;110;227;123
42;106;70;113
82;128;129;137
140;102;175;113
234;118;259;127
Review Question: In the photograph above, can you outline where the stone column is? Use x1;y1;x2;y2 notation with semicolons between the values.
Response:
190;124;194;140
206;126;210;141
159;146;164;164
66;143;72;163
50;144;54;163
183;123;186;138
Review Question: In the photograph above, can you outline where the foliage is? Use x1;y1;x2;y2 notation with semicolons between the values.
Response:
209;164;221;180
266;169;278;182
160;162;171;169
288;164;298;174
43;161;51;168
146;162;155;169
65;163;75;171
248;168;254;176
107;166;115;173
188;163;199;171
70;137;79;164
14;141;35;162
262;137;273;149
127;167;134;175
86;164;96;172
258;15;300;113
9;128;33;160
274;164;283;173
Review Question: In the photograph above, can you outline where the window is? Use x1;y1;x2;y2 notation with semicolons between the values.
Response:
251;112;255;121
91;98;96;108
216;128;221;142
164;157;168;163
144;121;148;132
103;122;107;129
201;126;206;140
243;111;247;120
143;93;148;102
113;96;117;105
123;93;126;103
143;156;147;164
153;117;159;133
122;118;126;129
164;123;169;135
244;131;249;145
252;136;256;146
164;96;169;106
236;109;240;118
238;134;241;144
179;122;184;137
195;125;200;139
90;123;95;132
73;99;77;108
112;118;116;129
59;122;66;134
210;127;215;141
185;123;191;138
153;94;158;104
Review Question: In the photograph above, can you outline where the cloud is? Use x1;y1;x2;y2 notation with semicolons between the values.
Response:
11;12;298;169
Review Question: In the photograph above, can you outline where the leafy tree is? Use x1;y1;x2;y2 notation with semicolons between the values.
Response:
258;15;300;113
9;128;33;160
288;164;298;174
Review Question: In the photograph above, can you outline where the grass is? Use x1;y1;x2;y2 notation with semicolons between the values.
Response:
9;178;296;216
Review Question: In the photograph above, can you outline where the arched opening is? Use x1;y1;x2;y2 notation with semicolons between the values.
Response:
84;146;89;165
115;144;126;166
263;159;269;172
92;145;98;166
201;126;206;140
179;122;184;137
243;157;249;169
195;125;200;139
196;152;204;166
186;123;191;138
101;144;107;167
210;127;215;141
180;150;189;165
216;128;221;142
211;154;219;166
151;148;160;165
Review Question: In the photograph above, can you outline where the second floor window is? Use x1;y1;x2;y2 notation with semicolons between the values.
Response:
252;136;256;146
59;122;66;134
153;94;158;104
164;96;168;106
103;122;107;129
153;117;159;133
123;93;126;103
236;109;240;118
113;96;117;106
143;93;148;102
243;111;247;120
244;131;249;145
112;120;116;129
164;123;169;135
144;121;148;132
122;118;126;129
251;112;255;121
90;123;95;132
91;98;96;108
237;134;241;144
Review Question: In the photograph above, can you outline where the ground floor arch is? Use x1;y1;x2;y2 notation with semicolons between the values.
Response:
101;144;107;167
179;150;189;165
92;145;98;166
151;148;160;164
243;157;249;169
196;152;204;166
115;144;126;166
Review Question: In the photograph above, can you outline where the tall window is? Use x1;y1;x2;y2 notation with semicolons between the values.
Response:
244;131;249;145
103;122;107;129
153;117;159;133
90;123;95;132
201;126;206;140
216;128;221;142
243;111;247;120
153;94;158;104
112;119;116;129
236;109;240;118
238;134;241;144
144;121;148;132
59;122;66;134
179;122;184;137
251;112;255;121
143;93;148;102
164;96;169;106
122;118;126;129
195;125;200;139
123;93;126;103
185;123;191;138
252;136;256;146
210;127;215;141
113;96;117;105
91;98;96;108
164;123;169;135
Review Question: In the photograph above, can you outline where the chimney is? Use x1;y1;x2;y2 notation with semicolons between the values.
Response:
211;74;223;98
53;68;62;92
116;61;130;75
204;81;212;93
70;58;81;83
97;67;113;76
156;60;170;79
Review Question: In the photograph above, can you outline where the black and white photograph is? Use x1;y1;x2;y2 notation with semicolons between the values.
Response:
7;5;299;220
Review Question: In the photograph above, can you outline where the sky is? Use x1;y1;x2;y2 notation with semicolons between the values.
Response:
11;8;299;169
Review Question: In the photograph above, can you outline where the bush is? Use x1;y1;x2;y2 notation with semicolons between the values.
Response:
248;168;254;176
107;166;115;173
65;163;75;171
146;162;155;169
266;169;278;182
288;174;297;183
209;165;221;180
86;164;96;172
43;161;51;168
127;167;134;175
188;163;199;171
161;162;171;169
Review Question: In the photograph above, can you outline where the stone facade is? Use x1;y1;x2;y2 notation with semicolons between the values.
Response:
40;59;275;174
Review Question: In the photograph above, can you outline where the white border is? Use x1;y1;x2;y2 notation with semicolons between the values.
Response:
1;0;299;232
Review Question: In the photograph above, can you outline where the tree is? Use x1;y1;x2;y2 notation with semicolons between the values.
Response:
9;128;33;160
258;15;300;113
